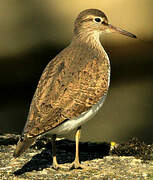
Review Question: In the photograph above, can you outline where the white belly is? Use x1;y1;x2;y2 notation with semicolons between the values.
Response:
48;94;107;135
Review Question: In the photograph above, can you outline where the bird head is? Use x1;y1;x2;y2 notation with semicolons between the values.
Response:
74;9;136;39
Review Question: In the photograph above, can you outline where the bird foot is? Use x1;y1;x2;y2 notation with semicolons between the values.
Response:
70;160;87;170
52;162;65;170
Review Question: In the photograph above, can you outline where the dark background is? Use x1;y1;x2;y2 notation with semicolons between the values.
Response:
0;1;152;143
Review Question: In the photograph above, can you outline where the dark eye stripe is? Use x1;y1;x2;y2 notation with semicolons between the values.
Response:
102;21;108;26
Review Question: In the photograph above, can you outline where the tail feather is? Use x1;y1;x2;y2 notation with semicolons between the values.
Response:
13;136;36;158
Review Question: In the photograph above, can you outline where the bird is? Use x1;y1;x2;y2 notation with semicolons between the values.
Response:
13;9;136;169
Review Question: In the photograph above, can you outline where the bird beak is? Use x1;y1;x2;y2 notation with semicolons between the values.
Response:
108;24;137;39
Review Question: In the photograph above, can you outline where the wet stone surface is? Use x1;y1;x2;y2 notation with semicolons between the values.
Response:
0;134;153;179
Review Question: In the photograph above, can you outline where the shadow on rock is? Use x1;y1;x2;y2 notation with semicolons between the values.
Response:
13;139;110;175
0;134;19;146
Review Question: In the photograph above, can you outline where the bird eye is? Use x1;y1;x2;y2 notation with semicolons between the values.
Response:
94;17;101;23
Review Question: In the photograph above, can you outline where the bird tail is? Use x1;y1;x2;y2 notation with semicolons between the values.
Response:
13;136;37;158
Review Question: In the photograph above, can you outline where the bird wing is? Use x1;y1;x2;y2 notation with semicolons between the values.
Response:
23;46;109;138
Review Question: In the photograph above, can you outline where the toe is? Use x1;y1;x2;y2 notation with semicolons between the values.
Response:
70;161;88;169
52;163;66;170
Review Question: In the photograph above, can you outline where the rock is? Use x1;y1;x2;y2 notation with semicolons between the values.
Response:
0;134;152;179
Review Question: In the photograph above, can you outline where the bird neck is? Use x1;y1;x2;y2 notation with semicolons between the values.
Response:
71;30;104;55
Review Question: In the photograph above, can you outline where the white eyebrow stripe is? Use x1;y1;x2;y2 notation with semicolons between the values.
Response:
83;15;104;21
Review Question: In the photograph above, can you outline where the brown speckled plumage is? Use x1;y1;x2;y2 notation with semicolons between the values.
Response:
24;44;109;137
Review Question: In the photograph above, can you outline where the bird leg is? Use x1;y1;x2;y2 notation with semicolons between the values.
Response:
51;134;65;170
70;126;86;169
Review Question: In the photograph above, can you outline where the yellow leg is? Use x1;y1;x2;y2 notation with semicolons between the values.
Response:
70;126;86;169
